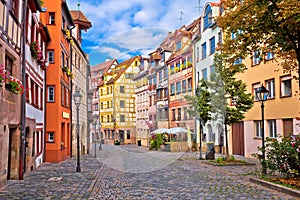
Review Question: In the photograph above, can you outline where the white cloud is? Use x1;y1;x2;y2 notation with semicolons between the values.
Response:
66;0;219;63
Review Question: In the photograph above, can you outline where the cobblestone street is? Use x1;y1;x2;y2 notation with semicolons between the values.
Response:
0;144;296;199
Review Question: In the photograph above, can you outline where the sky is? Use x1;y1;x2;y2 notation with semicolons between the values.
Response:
66;0;218;66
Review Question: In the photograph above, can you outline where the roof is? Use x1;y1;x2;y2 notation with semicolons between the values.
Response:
92;59;117;73
106;56;140;84
70;10;92;30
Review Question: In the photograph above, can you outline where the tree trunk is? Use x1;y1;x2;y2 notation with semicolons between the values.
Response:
224;121;230;161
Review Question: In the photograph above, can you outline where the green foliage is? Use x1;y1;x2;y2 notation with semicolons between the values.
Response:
209;53;254;125
217;0;300;84
150;134;166;150
114;140;120;145
253;135;300;177
185;79;212;124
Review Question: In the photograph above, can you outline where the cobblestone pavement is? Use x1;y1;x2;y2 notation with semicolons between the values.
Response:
0;155;102;200
0;144;297;200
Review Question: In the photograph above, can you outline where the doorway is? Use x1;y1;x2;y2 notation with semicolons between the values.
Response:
232;122;244;156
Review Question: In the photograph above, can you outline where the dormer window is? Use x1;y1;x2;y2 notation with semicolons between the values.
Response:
203;5;212;31
176;41;181;51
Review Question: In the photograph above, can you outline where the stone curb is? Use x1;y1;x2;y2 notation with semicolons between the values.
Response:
249;177;300;198
202;160;256;166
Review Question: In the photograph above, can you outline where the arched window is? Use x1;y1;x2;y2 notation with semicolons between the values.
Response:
203;5;212;30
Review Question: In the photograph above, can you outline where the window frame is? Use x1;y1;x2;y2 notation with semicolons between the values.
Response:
268;119;277;138
47;132;54;143
48;50;54;63
280;75;292;98
47;86;55;102
209;36;215;55
265;79;275;99
48;12;55;25
255;120;262;138
201;42;207;59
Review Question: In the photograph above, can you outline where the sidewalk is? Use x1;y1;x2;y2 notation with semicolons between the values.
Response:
0;155;102;200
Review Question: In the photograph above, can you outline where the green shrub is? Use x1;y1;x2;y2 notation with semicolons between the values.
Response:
254;135;300;177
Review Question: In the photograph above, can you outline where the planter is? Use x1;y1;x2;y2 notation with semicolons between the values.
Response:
5;84;18;94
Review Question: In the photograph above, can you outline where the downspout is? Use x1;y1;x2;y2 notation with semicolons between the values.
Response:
20;0;28;180
69;25;75;157
86;63;90;154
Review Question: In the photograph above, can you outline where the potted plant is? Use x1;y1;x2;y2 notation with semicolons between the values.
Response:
0;64;6;85
30;41;42;60
114;140;120;145
5;76;24;94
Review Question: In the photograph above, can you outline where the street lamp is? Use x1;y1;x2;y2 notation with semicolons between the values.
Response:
73;90;82;172
99;122;102;151
93;114;99;158
255;84;269;174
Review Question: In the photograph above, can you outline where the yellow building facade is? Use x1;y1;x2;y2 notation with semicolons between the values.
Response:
99;56;141;144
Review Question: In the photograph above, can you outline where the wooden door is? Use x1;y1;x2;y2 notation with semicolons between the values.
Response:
283;119;293;137
232;122;244;156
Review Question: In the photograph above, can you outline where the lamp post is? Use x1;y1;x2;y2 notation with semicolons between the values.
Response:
99;122;102;151
73;90;82;172
255;84;269;174
93;114;99;158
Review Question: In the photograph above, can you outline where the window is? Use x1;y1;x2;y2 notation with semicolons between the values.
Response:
265;79;275;99
107;115;110;122
120;115;125;122
177;108;181;121
280;76;292;97
61;51;65;67
107;101;110;108
47;132;54;142
176;82;181;94
164;68;168;79
233;58;242;65
209;36;215;54
48;50;54;63
170;83;175;95
255;120;262;137
196;47;199;62
252;51;260;65
202;68;207;81
210;65;215;81
120;86;125;93
176;41;181;51
218;31;222;44
127;130;131;140
252;82;261;101
268;120;277;138
266;52;274;60
183;107;188;120
47;86;54;102
120;100;125;108
49;12;55;25
182;80;187;93
203;5;212;30
101;102;103;109
5;55;13;77
188;78;192;91
201;42;207;59
11;0;19;18
159;71;163;82
61;85;65;106
172;109;176;121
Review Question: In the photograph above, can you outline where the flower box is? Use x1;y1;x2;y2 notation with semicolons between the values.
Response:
5;76;24;94
0;64;6;85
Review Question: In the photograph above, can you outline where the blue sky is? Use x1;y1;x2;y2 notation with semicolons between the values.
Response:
67;0;218;66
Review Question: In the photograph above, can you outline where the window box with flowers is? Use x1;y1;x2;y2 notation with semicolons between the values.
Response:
30;41;43;60
152;84;156;90
62;28;74;44
148;85;152;91
62;66;75;79
0;64;6;86
186;61;192;68
5;76;24;94
39;60;48;70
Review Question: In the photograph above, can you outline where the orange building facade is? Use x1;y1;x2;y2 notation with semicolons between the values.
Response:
41;1;74;162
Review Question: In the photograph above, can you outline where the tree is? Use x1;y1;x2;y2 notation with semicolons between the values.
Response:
217;0;300;88
209;53;254;161
185;79;212;159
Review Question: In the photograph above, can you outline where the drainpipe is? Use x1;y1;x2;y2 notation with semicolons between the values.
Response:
20;0;28;180
69;25;75;157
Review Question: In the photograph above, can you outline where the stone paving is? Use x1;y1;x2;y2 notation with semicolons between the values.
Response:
0;144;297;200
